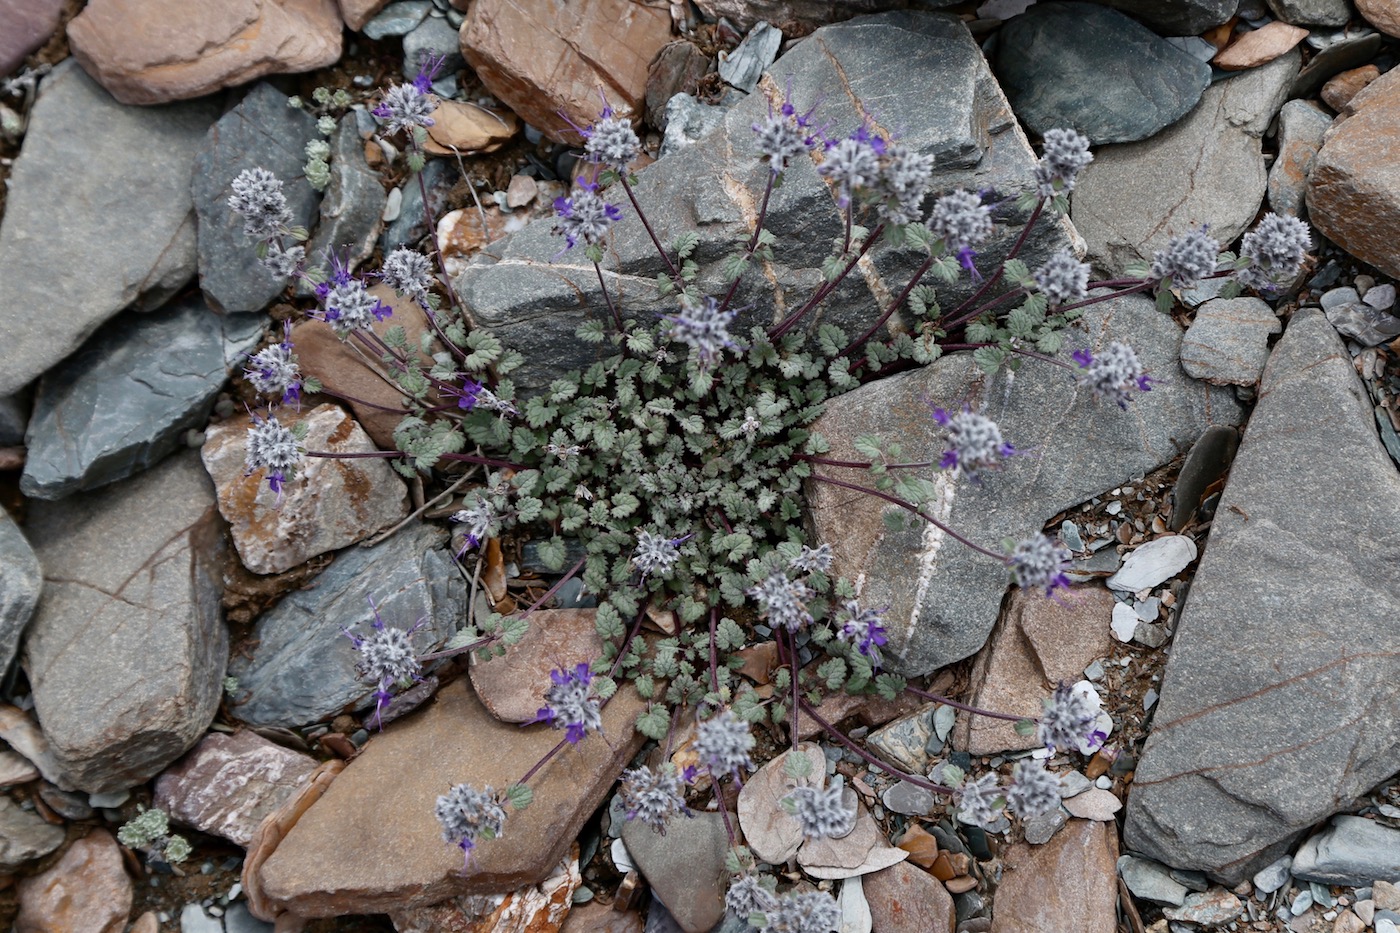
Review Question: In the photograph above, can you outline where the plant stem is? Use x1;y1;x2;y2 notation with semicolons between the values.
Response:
837;253;934;360
517;737;569;787
618;174;682;286
810;473;1006;561
768;222;885;342
717;171;777;315
438;452;531;470
593;261;626;334
417;632;500;663
795;454;939;471
797;696;950;795
903;684;1030;723
947;197;1044;320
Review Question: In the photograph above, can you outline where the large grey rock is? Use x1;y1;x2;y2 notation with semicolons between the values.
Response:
623;813;730;933
1073;48;1300;275
0;798;65;870
453;12;1075;398
994;3;1212;145
1179;297;1280;386
1080;0;1238;34
1266;0;1351;26
20;296;263;499
1267;100;1332;218
0;60;219;396
301;115;386;278
0;393;27;446
1124;309;1400;885
226;522;464;728
22;451;227;793
1291;816;1400;885
0;509;41;684
193;82;321;314
806;296;1243;675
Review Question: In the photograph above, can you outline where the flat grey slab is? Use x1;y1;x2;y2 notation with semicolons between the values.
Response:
0;509;41;678
1079;0;1238;35
1125;309;1400;885
806;295;1242;675
0;60;218;396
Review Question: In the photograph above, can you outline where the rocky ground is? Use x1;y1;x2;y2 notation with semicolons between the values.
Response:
1;0;1400;931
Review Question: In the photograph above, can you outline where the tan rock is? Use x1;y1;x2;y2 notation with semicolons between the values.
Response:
991;820;1119;933
893;823;940;869
153;731;318;847
0;751;39;788
1061;787;1122;821
560;900;644;932
201;404;409;575
797;802;909;880
736;743;827;864
459;0;672;143
253;677;647;918
338;0;390;29
438;206;532;277
1322;65;1380;111
67;0;343;106
1332;909;1366;933
863;861;955;933
469;609;604;723
955;586;1115;755
129;913;160;933
424;100;519;156
1357;0;1400;36
506;175;539;210
1213;22;1309;70
1308;67;1400;279
15;829;131;933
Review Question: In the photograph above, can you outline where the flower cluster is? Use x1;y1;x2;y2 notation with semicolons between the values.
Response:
1037;681;1107;754
788;543;833;574
1034;249;1091;307
342;600;424;729
762;890;842;933
1151;227;1220;291
694;708;755;775
316;256;392;337
1033;127;1093;199
1073;341;1151;409
634;529;685;580
260;239;305;281
451;495;497;556
244;411;304;495
380;246;435;307
534;663;603;744
747;569;814;632
752;91;824;171
619;763;691;833
818;124;884;208
245;324;304;406
928;188;993;275
580;102;640;172
663;295;739;368
836;600;888;665
932;407;1014;476
1237;212;1311;292
372;58;439;136
782;781;856;839
1009;533;1071;596
1005;759;1060;819
435;782;507;867
875;142;936;225
955;771;1003;827
552;180;623;251
227;167;291;241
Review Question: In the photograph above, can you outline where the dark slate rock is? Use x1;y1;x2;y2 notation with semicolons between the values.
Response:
20;296;263;500
806;296;1243;675
23;451;227;793
363;0;432;39
380;157;454;255
1267;0;1351;26
0;508;41;675
1169;425;1238;531
0;392;26;446
623;812;730;933
226;522;465;728
1291;816;1400;885
299;114;387;286
402;14;464;79
454;12;1076;398
0;60;219;396
192;82;320;314
1080;0;1238;34
1124;309;1400;885
993;3;1212;144
1291;31;1385;98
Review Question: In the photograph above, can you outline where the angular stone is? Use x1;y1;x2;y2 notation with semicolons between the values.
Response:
1118;854;1189;906
1292;31;1386;98
1125;309;1400;884
0;0;63;75
252;677;648;917
423;100;519;157
692;0;906;32
21;296;262;499
67;0;343;106
362;0;431;39
193;82;322;315
0;706;77;792
23;451;226;793
1073;49;1299;275
454;12;1077;399
1268;100;1331;218
994;3;1212;144
623;813;729;933
808;298;1242;675
867;705;936;773
956;586;1115;755
1309;69;1400;280
1180;297;1281;386
302;115;387;278
992;820;1118;933
737;744;827;865
1322;65;1381;111
202;404;409;575
1062;787;1122;821
1213;22;1309;70
470;609;604;723
0;393;27;446
0;508;41;677
1357;0;1400;35
0;61;218;397
458;0;672;143
719;22;782;95
1267;0;1351;25
0;798;65;870
1291;816;1400;885
389;851;582;933
1162;889;1244;926
797;803;908;880
154;731;318;847
15;829;131;933
646;41;713;129
561;900;645;932
1106;535;1197;591
862;861;956;933
226;521;462;728
0;751;40;788
1079;0;1238;34
338;0;390;29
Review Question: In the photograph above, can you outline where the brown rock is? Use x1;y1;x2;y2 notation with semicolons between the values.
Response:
390;849;582;932
14;829;131;933
863;861;956;933
1308;68;1400;279
292;284;441;449
955;587;1115;755
253;677;647;918
1357;0;1400;35
1213;22;1309;70
692;0;905;32
1333;909;1366;933
560;900;644;932
201;403;409;575
506;175;539;210
1322;65;1380;111
153;731;318;847
469;609;604;723
1061;787;1122;821
459;0;672;143
438;206;530;276
67;0;343;106
736;744;827;864
645;41;713;128
893;823;940;868
795;679;931;740
337;0;390;29
0;0;64;75
0;751;39;788
991;820;1118;933
129;913;159;933
797;802;909;880
424;101;520;156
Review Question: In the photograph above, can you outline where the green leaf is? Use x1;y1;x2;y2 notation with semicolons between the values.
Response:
636;705;670;740
1014;718;1036;736
673;231;701;260
1002;258;1032;287
783;752;814;779
506;783;534;810
716;616;747;651
1155;287;1175;314
972;345;1006;375
537;537;567;571
594;675;618;700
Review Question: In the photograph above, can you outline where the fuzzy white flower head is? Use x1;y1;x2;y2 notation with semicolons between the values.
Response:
783;781;856;839
228;167;291;241
1034;127;1093;198
1006;759;1061;819
452;495;497;555
932;407;1014;476
1038;681;1108;754
380;247;435;305
244;412;303;495
1009;532;1071;596
818;126;883;208
1034;249;1091;306
764;890;841;933
747;569;814;633
788;543;833;574
928;189;993;253
435;782;507;858
663;295;739;368
955;771;1003;828
619;764;690;833
260;240;305;280
584;110;641;171
1237;212;1311;292
876;142;935;225
694;708;755;775
1151;227;1220;291
634;530;683;580
726;873;778;918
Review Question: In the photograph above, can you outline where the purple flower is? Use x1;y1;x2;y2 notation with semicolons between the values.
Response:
244;410;303;496
451;495;497;557
565;95;640;171
633;530;688;581
1008;533;1071;597
245;323;303;407
342;597;425;729
435;782;507;870
372;55;443;136
1038;681;1107;754
747;569;814;633
752;86;823;171
931;406;1015;476
1073;342;1152;408
619;764;691;833
552;179;623;251
818;123;884;208
447;378;484;412
315;254;391;337
532;663;603;744
662;295;739;369
837;600;888;666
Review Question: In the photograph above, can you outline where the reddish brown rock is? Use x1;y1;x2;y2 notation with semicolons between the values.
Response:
991;820;1118;933
201;403;409;575
470;609;604;723
459;0;672;143
0;0;64;76
337;0;390;29
955;587;1115;756
67;0;343;106
14;829;131;933
863;861;955;933
1308;67;1400;280
1357;0;1400;36
1213;22;1309;70
252;677;647;919
560;900;644;932
129;913;159;933
645;40;713;127
424;100;519;156
1322;65;1380;111
389;850;582;932
154;731;318;847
